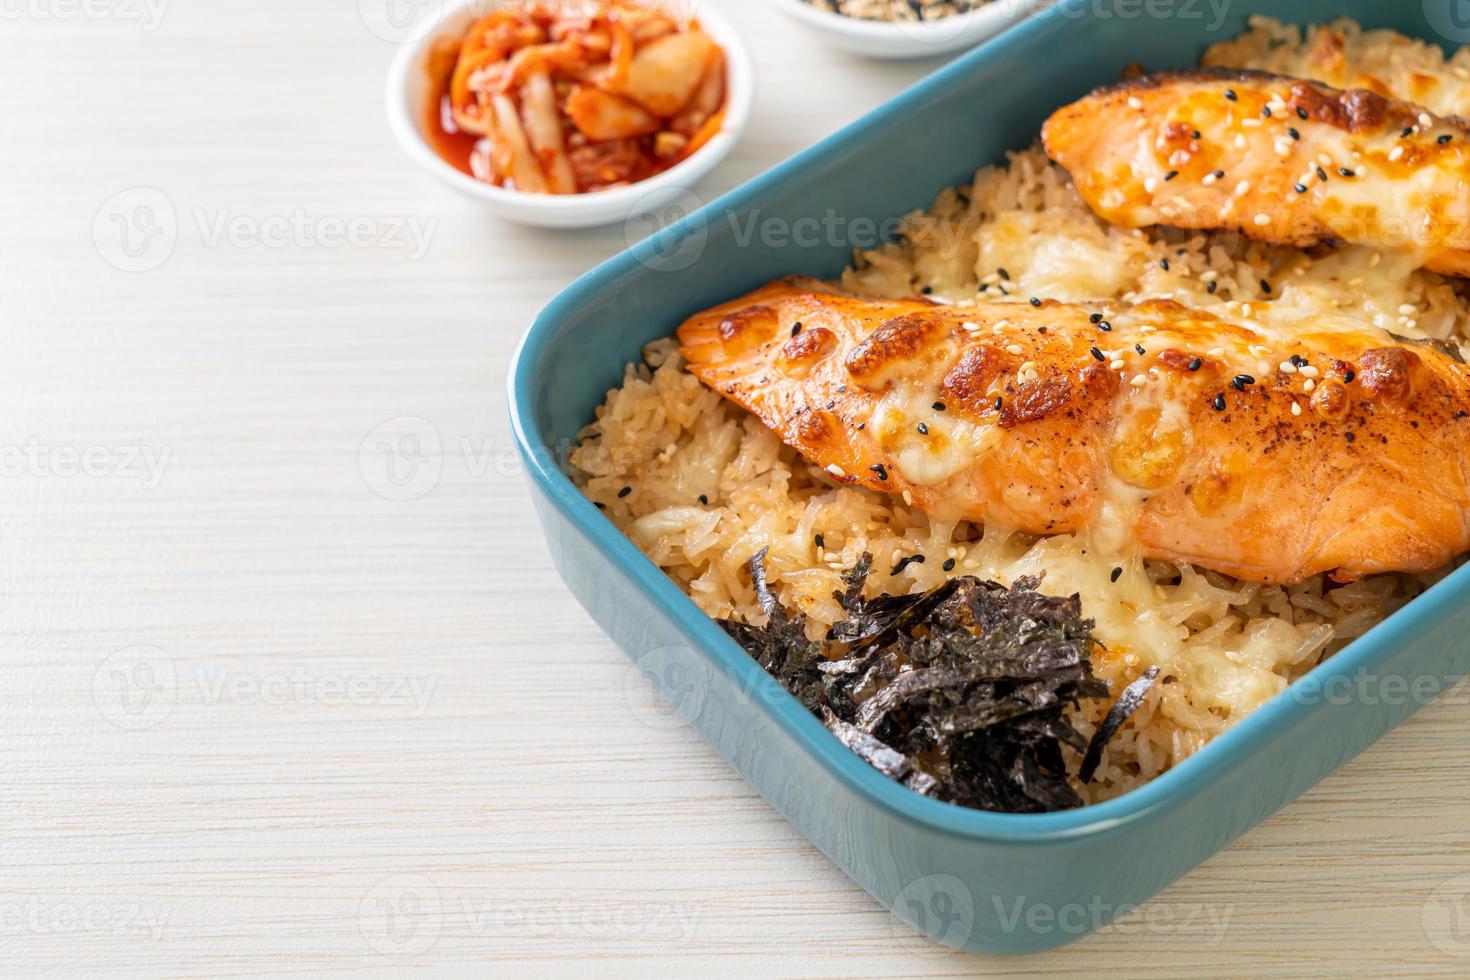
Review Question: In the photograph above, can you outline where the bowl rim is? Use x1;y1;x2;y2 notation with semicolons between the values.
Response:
762;0;1040;43
384;0;756;216
508;0;1470;842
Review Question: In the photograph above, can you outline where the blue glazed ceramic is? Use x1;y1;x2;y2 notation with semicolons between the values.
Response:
509;0;1470;954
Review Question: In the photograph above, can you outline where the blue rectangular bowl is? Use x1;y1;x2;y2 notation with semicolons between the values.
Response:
509;0;1470;954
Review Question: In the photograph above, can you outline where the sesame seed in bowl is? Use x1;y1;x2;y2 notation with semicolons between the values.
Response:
763;0;1038;59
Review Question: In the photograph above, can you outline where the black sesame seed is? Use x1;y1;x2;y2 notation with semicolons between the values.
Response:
1207;280;1218;294
594;502;606;510
1293;183;1308;194
1090;346;1105;361
1317;166;1328;181
1401;127;1414;138
942;558;957;572
1345;431;1356;442
1098;320;1112;331
932;401;946;411
1038;326;1048;334
1212;393;1226;411
1290;353;1307;367
1440;134;1454;144
791;322;803;336
997;267;1010;280
618;486;632;498
814;533;825;549
1135;343;1146;355
1110;566;1123;583
1232;374;1255;390
1030;296;1042;307
1225;88;1237;101
916;422;929;435
1296;106;1308;120
1188;357;1202;371
890;554;926;576
1191;130;1201;140
994;396;1003;411
698;494;708;505
870;463;888;480
1262;106;1272;118
1160;258;1170;270
1089;313;1103;324
1338;167;1355;177
1260;279;1272;294
1343;369;1356;383
1287;127;1300;140
1164;170;1179;182
921;286;933;295
1212;169;1225;179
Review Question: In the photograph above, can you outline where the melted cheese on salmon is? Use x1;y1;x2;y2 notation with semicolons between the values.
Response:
1041;69;1470;277
677;278;1470;584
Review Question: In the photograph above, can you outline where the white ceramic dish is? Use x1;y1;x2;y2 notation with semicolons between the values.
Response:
385;0;754;228
762;0;1039;59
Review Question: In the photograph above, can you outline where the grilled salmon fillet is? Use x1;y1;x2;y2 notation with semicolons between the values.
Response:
676;278;1470;584
1041;69;1470;277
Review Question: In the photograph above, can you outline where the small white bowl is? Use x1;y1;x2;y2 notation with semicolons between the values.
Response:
762;0;1038;60
386;0;754;228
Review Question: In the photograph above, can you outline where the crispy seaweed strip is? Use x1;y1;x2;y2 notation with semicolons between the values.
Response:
718;552;1111;814
1078;666;1161;784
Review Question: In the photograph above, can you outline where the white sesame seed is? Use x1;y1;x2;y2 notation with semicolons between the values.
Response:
1249;345;1268;356
1127;96;1143;110
902;490;913;505
1242;118;1262;128
1144;176;1159;194
1291;401;1302;416
827;464;846;478
1235;180;1252;196
1209;347;1226;357
1317;153;1332;166
1420;112;1434;128
1280;360;1298;374
1390;145;1405;162
1130;374;1147;387
1274;138;1293;156
1303;378;1316;392
1202;172;1219;186
1109;358;1126;370
1299;365;1321;379
1398;303;1417;315
1005;344;1024;355
962;321;980;332
1242;304;1253;317
1234;134;1247;149
1406;318;1418;330
1200;270;1219;281
1253;213;1271;226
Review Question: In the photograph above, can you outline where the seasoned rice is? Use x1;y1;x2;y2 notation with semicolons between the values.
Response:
571;18;1470;803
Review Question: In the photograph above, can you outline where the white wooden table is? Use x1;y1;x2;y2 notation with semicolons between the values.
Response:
5;1;1470;974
